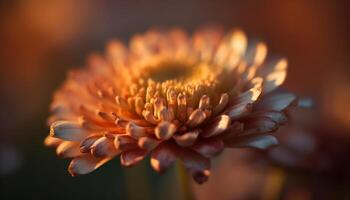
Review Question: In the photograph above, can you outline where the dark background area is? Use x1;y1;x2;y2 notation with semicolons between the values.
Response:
1;0;350;199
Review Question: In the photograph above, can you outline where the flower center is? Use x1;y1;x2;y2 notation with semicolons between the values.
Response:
147;61;194;82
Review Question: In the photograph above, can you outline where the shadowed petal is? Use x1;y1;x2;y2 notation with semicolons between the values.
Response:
243;116;278;135
225;135;278;150
201;115;231;138
257;58;288;94
256;92;296;111
192;139;224;158
120;149;147;167
176;148;211;184
68;155;111;176
150;143;177;173
80;134;102;153
173;130;200;147
138;137;160;150
155;121;177;140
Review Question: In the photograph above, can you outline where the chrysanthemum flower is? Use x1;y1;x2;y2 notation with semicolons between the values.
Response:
45;28;299;184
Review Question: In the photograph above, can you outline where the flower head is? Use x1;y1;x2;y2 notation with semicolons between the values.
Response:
45;28;298;184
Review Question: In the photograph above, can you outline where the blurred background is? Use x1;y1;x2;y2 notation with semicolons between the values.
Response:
0;0;350;199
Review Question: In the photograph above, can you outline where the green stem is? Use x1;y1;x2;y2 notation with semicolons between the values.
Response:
124;162;152;200
175;161;193;200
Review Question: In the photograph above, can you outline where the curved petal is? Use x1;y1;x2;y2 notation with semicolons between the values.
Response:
68;155;111;176
150;143;177;173
50;121;87;141
44;136;62;148
255;92;296;111
201;115;231;138
192;139;224;158
56;141;82;158
225;135;278;150
91;136;120;157
120;149;147;167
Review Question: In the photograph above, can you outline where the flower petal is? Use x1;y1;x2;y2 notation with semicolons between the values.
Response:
44;136;62;147
50;120;87;141
243;116;278;135
68;155;111;176
213;93;229;115
225;135;278;150
56;141;82;158
120;149;147;167
114;135;138;151
256;92;296;111
150;143;177;173
244;41;268;66
173;130;200;147
192;139;224;158
176;148;211;184
155;121;177;140
91;136;120;157
126;122;148;138
186;109;207;128
259;58;288;94
226;102;252;120
80;134;102;153
138;137;160;151
201;115;231;138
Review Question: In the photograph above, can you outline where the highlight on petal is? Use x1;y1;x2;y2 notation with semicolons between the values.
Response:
56;141;82;158
44;136;62;147
261;58;288;94
50;121;87;141
245;41;268;66
229;29;247;56
186;109;207;128
201;115;231;138
192;139;224;158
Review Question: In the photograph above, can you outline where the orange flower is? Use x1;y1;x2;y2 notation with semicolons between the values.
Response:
45;28;299;184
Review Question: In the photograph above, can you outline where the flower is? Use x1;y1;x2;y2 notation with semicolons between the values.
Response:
44;28;299;184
